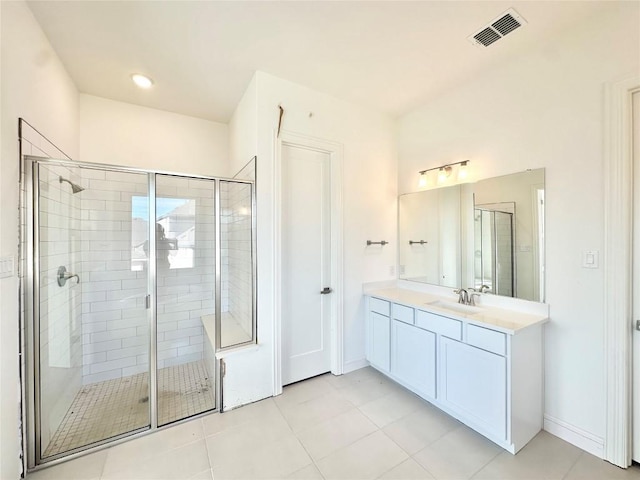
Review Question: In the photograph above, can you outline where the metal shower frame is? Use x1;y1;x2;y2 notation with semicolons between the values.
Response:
21;155;257;471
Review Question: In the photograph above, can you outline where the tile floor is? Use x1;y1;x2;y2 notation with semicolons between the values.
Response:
29;367;640;480
44;361;215;458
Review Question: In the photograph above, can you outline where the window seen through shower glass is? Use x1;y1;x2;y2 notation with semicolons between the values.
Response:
155;175;216;426
131;196;195;271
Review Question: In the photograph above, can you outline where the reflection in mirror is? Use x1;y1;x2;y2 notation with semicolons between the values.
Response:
398;185;461;288
397;168;545;304
474;205;515;297
472;169;545;302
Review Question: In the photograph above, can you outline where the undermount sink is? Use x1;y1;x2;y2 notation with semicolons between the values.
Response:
428;300;483;315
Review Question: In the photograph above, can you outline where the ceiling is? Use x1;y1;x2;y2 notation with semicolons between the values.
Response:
27;1;612;124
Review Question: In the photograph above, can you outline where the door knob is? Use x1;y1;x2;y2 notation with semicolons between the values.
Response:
320;287;333;295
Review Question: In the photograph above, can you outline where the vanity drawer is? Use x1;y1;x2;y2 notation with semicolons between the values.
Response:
370;297;390;316
392;303;414;325
415;310;462;340
466;324;506;356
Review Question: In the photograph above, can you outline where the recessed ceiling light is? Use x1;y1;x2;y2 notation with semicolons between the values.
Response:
132;74;153;89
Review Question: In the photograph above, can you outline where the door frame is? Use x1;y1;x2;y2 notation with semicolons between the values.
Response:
604;74;640;467
273;130;344;394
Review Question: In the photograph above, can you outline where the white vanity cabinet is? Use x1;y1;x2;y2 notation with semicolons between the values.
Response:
391;319;436;399
366;298;391;371
365;290;546;454
439;336;507;441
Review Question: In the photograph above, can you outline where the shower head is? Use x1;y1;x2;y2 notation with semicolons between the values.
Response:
59;176;85;194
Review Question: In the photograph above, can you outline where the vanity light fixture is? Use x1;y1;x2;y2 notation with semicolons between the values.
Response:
418;160;471;187
418;172;428;187
458;160;469;180
132;73;154;89
437;166;452;183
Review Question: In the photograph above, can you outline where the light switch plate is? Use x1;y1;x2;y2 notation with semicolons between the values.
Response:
582;250;599;269
0;255;15;278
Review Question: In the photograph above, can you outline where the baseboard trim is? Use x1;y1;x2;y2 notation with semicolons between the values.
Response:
341;358;369;374
544;414;604;458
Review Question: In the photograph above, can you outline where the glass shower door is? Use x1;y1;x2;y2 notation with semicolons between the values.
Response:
154;175;216;426
36;162;151;459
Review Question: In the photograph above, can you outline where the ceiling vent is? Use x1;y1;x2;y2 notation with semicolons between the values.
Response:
468;8;527;48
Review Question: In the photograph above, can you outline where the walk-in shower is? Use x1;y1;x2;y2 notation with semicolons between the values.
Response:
20;138;256;468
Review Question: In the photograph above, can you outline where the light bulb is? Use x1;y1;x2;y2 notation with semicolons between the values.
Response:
132;73;154;89
418;172;427;188
458;162;468;180
437;166;451;183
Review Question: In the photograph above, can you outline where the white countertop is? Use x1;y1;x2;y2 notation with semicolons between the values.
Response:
366;287;549;335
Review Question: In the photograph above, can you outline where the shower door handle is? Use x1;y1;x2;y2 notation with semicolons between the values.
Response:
57;266;80;287
320;287;333;295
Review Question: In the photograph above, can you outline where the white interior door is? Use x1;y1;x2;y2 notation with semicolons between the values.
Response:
632;90;640;462
281;144;332;385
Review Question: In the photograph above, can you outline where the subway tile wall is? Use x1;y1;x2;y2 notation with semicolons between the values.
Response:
80;173;217;383
79;168;150;384
220;180;253;347
37;163;85;453
155;176;215;372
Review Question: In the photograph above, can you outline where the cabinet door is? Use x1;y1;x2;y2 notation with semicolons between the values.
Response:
391;320;436;399
439;337;507;440
368;311;390;371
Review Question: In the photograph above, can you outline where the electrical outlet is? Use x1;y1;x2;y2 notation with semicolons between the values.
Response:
389;266;395;276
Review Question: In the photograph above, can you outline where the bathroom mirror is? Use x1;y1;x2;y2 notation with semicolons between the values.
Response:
398;185;461;288
398;168;545;303
472;169;545;302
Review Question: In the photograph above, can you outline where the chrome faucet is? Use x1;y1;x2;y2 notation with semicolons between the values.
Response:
466;287;483;306
453;288;468;305
469;293;481;306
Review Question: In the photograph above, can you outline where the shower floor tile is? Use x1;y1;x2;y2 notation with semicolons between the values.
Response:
43;360;215;458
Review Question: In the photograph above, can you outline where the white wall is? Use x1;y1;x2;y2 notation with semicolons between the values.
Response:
228;75;258;176
79;94;229;177
225;71;397;408
0;1;80;477
396;4;640;452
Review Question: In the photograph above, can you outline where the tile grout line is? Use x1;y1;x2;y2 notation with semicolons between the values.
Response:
372;429;418;480
293;406;377;466
277;373;394;478
560;451;585;480
465;447;503;480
